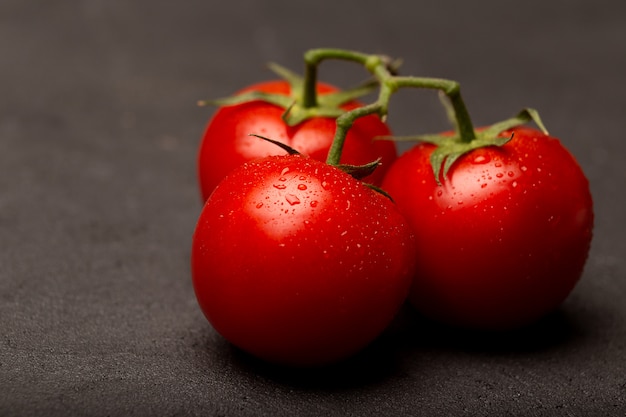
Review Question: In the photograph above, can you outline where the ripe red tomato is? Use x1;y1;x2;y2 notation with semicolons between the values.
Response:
197;80;397;201
381;126;594;330
192;154;416;366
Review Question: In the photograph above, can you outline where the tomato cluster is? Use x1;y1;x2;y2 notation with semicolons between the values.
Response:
190;51;593;366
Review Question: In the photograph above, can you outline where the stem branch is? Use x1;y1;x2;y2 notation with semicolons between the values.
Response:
326;102;384;165
393;77;476;143
302;49;371;109
322;51;478;165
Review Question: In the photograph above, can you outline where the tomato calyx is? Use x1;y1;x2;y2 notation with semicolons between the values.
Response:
390;106;548;183
198;63;378;126
250;134;385;186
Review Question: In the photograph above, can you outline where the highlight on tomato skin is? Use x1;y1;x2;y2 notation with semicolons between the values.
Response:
381;126;594;330
191;154;417;366
196;80;397;202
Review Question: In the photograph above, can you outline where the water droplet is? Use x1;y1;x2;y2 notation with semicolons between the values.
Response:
495;162;502;168
496;172;504;178
278;177;287;182
507;171;515;177
280;167;290;176
285;194;300;206
521;166;528;172
256;202;263;209
473;155;490;164
273;184;286;190
512;181;518;188
321;181;330;190
297;184;307;190
436;190;443;197
481;183;488;188
310;200;318;208
536;167;542;173
299;176;306;180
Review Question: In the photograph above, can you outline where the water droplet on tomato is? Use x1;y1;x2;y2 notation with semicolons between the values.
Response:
285;194;300;206
278;177;287;182
495;162;502;168
273;184;286;190
321;181;330;190
496;172;504;178
512;181;518;188
256;202;263;209
507;171;515;177
280;167;290;176
310;200;318;208
473;155;490;164
521;166;528;172
481;183;488;188
298;184;307;190
436;189;443;197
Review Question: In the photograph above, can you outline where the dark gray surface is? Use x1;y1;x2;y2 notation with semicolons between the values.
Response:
1;0;625;415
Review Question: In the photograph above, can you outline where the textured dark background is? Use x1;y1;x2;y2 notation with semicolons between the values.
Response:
1;0;625;415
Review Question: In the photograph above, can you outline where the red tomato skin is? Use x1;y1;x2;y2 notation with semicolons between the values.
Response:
197;80;397;201
192;155;416;366
381;126;594;330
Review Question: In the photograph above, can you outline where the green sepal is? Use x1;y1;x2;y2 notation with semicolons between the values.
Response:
248;134;300;155
198;90;293;109
426;132;513;183
382;108;549;184
481;108;548;137
438;91;459;130
266;62;302;87
317;80;378;108
198;62;379;127
364;183;394;201
336;158;381;180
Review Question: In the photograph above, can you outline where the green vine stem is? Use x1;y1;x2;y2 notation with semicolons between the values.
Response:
302;49;373;109
301;49;477;166
294;48;548;184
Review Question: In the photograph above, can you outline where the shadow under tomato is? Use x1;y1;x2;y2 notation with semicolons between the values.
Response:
202;303;586;391
397;303;585;356
226;326;406;391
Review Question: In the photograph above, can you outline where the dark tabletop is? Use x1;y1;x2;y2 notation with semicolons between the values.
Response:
1;1;625;416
